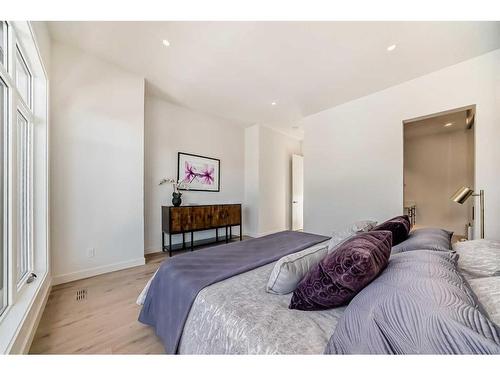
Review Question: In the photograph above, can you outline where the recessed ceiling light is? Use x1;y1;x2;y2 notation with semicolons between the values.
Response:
271;101;277;106
162;39;170;47
444;122;454;127
386;44;397;52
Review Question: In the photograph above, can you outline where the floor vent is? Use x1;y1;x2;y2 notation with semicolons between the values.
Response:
76;288;88;301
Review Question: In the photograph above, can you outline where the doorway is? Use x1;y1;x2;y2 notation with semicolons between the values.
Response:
403;106;475;238
292;154;304;231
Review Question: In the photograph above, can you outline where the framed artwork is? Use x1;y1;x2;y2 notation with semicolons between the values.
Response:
177;152;220;192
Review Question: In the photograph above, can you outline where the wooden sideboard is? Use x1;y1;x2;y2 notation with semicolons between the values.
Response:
161;204;242;256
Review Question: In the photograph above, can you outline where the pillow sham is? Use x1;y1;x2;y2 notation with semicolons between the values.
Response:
325;250;500;354
327;220;378;252
266;240;329;295
453;239;500;279
391;227;453;254
289;231;392;311
371;215;410;246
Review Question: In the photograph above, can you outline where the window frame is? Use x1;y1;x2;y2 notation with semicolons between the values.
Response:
0;21;42;324
14;44;32;110
0;21;8;70
0;76;7;317
0;21;48;354
15;108;32;289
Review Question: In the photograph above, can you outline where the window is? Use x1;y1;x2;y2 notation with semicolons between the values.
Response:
15;46;31;108
0;79;6;315
0;22;47;353
17;111;31;284
0;21;48;326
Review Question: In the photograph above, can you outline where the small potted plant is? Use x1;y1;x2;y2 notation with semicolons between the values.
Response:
159;178;189;207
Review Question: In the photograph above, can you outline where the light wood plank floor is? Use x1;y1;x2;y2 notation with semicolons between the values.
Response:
30;236;250;354
30;252;168;354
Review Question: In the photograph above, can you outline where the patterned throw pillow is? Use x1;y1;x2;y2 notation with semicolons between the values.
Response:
371;215;410;246
289;231;392;311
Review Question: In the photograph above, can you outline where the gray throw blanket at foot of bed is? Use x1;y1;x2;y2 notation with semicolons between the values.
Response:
138;231;329;354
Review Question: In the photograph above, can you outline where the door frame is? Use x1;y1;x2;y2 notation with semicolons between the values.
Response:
402;104;476;234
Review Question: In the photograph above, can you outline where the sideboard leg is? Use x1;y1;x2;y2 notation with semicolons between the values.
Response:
229;226;232;240
225;226;228;243
162;231;166;252
190;231;194;251
240;225;242;241
169;234;172;257
182;232;186;249
216;228;219;242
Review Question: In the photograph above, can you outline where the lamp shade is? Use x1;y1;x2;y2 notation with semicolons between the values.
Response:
451;186;474;204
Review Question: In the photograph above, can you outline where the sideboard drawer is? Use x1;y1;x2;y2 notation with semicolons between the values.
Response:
212;205;227;227
227;204;241;225
170;207;191;233
190;206;213;230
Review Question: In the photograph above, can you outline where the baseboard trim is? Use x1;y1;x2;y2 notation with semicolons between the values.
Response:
145;248;162;255
52;258;145;285
245;229;282;238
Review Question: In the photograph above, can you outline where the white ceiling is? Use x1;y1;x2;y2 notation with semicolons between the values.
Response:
47;21;500;138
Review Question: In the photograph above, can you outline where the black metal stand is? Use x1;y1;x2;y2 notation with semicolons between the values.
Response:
162;224;243;256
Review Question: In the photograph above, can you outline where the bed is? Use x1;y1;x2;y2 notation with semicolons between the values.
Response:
138;229;500;355
178;259;345;354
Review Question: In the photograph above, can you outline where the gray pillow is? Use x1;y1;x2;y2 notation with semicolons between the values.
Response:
453;239;500;279
325;250;500;354
266;241;329;295
391;227;453;254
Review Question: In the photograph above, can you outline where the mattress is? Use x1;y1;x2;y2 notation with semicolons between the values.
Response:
178;261;346;354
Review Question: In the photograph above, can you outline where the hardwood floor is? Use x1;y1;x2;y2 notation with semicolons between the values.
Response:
30;237;250;354
30;252;167;354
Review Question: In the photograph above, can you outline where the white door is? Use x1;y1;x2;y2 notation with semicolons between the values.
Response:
292;154;304;231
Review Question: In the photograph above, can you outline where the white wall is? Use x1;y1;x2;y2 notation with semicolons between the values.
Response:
243;126;260;236
244;125;302;237
303;49;500;240
50;42;145;284
144;95;245;253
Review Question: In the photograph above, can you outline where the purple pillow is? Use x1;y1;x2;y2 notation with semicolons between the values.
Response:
289;231;392;311
371;215;410;246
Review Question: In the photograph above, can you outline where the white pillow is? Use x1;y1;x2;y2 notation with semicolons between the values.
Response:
327;220;378;252
266;241;329;295
453;239;500;279
351;220;378;233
